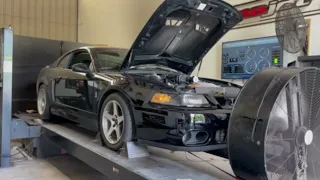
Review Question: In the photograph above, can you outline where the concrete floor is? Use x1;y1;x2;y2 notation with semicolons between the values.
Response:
1;142;235;180
0;156;107;180
1;153;234;180
0;150;235;180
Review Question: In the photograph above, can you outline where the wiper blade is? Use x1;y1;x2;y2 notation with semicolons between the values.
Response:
129;66;175;72
134;55;193;66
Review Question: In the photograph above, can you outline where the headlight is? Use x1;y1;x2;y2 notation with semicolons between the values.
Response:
182;94;206;106
151;93;209;107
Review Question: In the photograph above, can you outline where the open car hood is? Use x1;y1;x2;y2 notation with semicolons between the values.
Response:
120;0;242;74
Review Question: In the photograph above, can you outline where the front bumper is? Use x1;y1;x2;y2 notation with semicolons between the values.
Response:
135;105;229;151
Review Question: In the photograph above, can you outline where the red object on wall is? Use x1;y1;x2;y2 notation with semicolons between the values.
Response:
241;9;251;19
240;5;269;19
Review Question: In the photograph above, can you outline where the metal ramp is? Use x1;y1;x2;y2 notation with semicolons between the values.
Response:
38;122;218;180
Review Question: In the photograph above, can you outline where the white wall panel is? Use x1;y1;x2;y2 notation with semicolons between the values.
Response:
78;0;163;48
0;0;78;41
225;0;253;6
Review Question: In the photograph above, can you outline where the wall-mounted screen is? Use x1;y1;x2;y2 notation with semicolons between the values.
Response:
221;36;283;79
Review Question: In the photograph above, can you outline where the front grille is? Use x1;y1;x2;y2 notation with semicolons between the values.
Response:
142;113;165;124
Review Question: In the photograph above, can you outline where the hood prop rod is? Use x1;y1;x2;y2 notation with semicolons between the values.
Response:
197;58;204;77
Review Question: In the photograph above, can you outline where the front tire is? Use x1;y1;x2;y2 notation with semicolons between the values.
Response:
99;93;133;151
37;84;51;120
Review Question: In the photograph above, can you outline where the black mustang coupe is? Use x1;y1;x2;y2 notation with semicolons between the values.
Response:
37;0;242;151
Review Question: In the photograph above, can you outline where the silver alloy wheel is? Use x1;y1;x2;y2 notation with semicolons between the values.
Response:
37;88;46;115
102;100;124;145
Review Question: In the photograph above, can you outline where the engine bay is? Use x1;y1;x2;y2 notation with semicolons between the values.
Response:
126;69;239;90
125;69;241;109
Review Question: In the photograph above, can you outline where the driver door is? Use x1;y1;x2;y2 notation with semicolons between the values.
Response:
54;50;96;122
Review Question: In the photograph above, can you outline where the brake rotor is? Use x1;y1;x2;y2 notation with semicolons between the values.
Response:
228;67;320;180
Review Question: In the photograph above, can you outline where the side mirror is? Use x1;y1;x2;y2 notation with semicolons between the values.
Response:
71;63;94;79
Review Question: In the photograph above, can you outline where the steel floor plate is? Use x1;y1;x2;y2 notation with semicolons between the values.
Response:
41;123;217;180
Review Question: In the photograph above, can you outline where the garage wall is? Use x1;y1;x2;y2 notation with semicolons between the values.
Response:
78;0;163;48
225;0;250;6
196;1;320;81
0;0;78;41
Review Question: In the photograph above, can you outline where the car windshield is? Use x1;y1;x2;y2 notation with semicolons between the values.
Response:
92;48;128;72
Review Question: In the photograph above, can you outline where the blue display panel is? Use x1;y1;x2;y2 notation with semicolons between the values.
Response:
221;36;283;79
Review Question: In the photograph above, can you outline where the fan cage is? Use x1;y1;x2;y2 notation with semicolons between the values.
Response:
264;68;320;180
228;67;320;180
275;3;308;54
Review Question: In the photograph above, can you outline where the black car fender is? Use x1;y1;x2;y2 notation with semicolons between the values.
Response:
37;79;56;103
36;67;59;103
96;86;136;115
36;69;49;93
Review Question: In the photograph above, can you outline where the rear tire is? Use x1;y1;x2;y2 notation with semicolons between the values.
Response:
37;84;51;120
99;93;133;151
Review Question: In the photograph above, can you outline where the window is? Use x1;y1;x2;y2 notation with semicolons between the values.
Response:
68;51;92;69
92;48;128;72
65;79;77;90
57;55;70;68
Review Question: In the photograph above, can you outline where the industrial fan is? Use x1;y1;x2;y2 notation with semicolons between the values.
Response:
228;67;320;180
275;2;309;54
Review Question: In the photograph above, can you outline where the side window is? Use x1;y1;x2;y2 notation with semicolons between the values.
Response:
68;51;92;69
57;55;70;68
